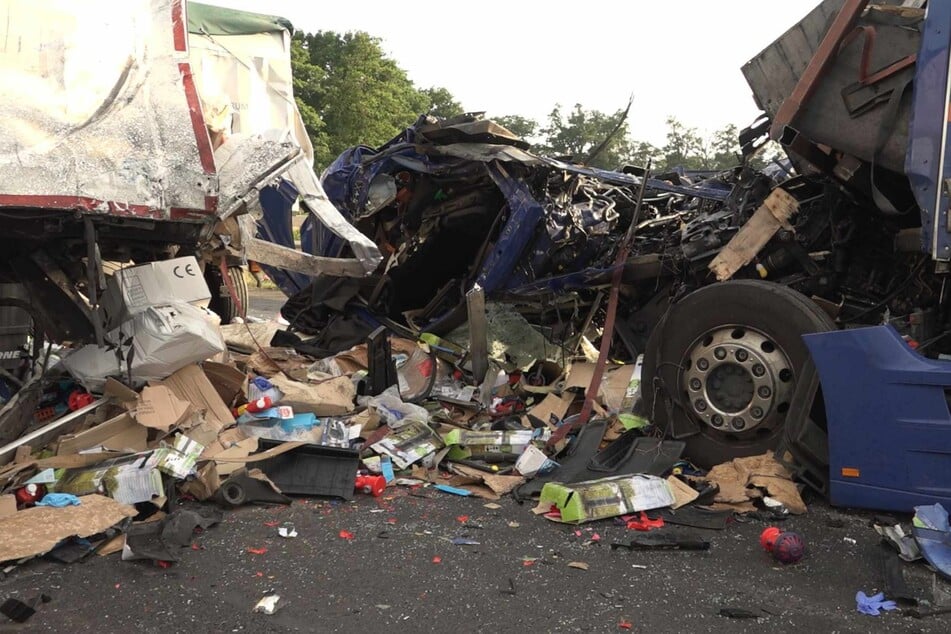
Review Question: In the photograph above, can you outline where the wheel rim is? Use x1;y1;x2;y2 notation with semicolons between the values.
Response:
682;326;794;434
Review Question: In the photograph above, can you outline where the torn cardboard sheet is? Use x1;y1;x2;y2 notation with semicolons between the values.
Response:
667;476;699;510
446;464;526;500
706;452;806;514
134;386;191;431
56;413;148;455
565;363;635;412
202;362;247;409
0;494;136;562
535;474;675;524
159;365;235;429
269;374;355;416
526;393;573;427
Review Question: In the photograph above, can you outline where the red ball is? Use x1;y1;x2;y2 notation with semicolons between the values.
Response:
760;526;781;552
772;531;805;564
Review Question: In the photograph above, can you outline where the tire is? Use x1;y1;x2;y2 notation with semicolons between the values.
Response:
221;481;246;507
206;265;248;324
641;280;835;468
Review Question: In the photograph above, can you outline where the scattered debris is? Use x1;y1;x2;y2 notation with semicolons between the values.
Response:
253;595;283;615
856;591;897;617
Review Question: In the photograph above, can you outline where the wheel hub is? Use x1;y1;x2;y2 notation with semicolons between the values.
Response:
683;327;793;433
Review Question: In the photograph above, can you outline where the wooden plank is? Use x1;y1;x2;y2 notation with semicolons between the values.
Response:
708;189;799;281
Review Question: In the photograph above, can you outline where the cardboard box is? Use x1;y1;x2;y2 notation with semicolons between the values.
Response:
63;302;225;392
101;257;211;329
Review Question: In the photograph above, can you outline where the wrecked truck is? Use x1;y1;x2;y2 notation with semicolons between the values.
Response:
0;1;381;389
271;0;951;469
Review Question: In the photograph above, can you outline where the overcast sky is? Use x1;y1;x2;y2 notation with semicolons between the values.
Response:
214;0;822;145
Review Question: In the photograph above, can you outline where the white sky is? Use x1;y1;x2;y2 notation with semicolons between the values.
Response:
214;0;822;146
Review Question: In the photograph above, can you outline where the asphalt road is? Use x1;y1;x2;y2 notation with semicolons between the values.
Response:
1;492;947;633
246;287;287;323
2;289;949;633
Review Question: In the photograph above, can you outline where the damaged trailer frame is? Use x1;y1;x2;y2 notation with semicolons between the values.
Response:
0;0;381;377
273;0;951;477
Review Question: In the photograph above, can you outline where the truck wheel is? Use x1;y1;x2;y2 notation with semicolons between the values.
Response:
206;265;248;324
641;280;834;468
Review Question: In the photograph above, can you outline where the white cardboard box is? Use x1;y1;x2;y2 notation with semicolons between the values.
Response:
63;302;225;392
101;257;211;329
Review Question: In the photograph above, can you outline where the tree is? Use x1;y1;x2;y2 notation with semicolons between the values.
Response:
709;124;741;170
292;31;433;167
494;114;539;142
660;117;710;171
628;141;663;171
290;37;331;163
536;104;634;170
419;86;464;119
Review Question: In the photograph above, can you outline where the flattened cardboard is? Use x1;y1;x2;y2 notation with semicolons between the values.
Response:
134;386;191;432
0;494;16;520
0;494;137;562
56;413;148;455
269;374;355;416
159;365;234;429
667;476;700;510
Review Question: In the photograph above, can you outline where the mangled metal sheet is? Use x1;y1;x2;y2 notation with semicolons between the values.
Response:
0;0;215;217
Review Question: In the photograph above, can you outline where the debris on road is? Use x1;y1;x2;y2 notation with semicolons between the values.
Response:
5;1;951;629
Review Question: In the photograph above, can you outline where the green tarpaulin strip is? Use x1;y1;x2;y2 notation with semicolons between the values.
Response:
187;1;293;36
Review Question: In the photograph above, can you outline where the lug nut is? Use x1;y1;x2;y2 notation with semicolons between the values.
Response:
714;347;726;360
735;349;749;362
711;414;724;427
731;417;746;431
758;386;771;399
694;399;708;412
697;358;709;371
751;406;764;419
752;364;766;377
689;378;702;390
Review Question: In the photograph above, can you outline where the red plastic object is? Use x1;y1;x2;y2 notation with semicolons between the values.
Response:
355;475;386;497
14;483;45;506
625;512;664;531
68;390;94;411
760;526;782;552
246;396;273;413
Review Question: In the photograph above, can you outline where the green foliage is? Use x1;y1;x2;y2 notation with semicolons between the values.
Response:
419;86;464;119
536;104;635;170
291;30;450;168
494;115;538;141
